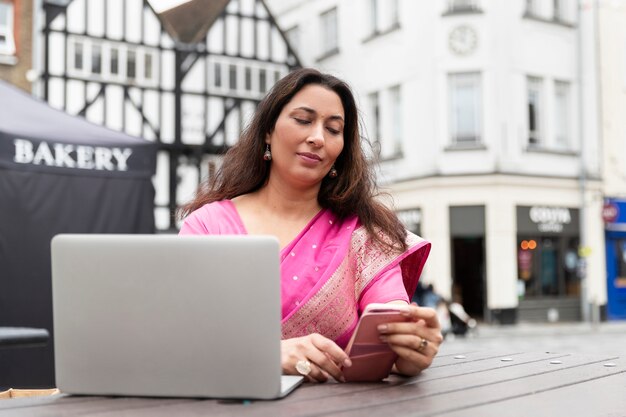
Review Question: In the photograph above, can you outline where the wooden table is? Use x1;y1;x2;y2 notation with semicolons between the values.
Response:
1;348;624;416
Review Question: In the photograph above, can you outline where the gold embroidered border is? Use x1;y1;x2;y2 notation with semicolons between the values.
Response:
282;252;357;341
353;227;426;297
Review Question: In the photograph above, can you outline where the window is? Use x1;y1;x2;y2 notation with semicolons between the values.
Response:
127;50;136;79
553;0;562;20
320;8;338;56
367;0;399;37
144;51;153;80
526;0;538;16
368;0;378;35
73;40;84;71
518;236;580;297
91;44;102;74
110;47;119;75
527;76;543;146
245;67;252;91
214;62;222;88
0;1;15;56
259;68;266;92
67;38;157;84
389;0;399;27
525;0;572;23
448;73;482;145
554;80;571;149
449;0;479;12
368;92;380;148
553;0;572;22
389;85;402;156
285;26;299;52
229;64;237;90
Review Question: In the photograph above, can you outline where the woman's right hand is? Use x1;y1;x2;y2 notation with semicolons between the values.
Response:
281;333;352;383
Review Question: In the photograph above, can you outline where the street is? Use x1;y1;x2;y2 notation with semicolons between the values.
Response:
442;321;626;356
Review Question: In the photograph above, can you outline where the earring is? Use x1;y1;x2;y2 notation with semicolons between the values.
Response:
329;165;338;178
263;144;272;161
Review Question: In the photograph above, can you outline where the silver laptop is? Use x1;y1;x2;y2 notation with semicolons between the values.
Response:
51;234;303;399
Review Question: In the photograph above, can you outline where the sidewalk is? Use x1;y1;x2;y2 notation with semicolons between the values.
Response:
441;320;626;356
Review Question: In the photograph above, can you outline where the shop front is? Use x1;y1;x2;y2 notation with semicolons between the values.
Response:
516;206;581;322
603;198;626;320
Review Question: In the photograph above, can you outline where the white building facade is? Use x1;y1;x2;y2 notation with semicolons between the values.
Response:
268;0;606;322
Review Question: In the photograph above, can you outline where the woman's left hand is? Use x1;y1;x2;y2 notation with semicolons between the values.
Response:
378;303;444;376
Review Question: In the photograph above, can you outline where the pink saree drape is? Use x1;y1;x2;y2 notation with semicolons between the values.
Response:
279;208;430;348
179;200;431;348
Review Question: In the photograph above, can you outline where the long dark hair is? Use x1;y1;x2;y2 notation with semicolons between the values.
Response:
178;68;407;252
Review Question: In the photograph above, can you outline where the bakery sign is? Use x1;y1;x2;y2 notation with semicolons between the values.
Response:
13;138;133;171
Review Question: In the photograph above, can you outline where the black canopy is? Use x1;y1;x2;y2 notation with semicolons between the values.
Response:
0;81;157;387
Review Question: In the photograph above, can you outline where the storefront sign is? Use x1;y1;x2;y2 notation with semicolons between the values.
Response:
517;206;579;236
13;138;133;171
529;206;571;233
602;202;619;224
604;199;626;232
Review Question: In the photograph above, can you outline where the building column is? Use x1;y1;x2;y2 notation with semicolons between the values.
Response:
421;197;452;300
485;198;518;323
584;192;607;313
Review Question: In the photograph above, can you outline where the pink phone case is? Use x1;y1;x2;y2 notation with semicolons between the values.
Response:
343;304;410;382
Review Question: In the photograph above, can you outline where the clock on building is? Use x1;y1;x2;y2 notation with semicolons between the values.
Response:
448;25;478;56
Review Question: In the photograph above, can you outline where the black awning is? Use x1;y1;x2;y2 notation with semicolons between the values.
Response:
0;80;155;177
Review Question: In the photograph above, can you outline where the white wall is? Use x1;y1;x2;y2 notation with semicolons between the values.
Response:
599;1;626;198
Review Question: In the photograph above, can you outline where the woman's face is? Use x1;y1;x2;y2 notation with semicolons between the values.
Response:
266;84;345;189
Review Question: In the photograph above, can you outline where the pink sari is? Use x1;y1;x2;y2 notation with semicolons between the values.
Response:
179;200;431;348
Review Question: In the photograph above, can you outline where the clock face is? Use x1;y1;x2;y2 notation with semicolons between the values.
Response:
448;25;478;56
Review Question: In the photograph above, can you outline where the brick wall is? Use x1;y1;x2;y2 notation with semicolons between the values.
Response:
0;0;33;92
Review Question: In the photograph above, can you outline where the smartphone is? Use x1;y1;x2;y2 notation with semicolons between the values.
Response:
343;303;411;382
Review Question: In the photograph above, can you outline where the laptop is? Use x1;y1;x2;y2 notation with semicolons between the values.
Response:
51;234;303;399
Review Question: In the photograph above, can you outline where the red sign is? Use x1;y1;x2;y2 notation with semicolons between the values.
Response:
602;203;619;223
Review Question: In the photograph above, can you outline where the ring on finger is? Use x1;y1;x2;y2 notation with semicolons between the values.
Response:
295;359;312;376
416;337;429;353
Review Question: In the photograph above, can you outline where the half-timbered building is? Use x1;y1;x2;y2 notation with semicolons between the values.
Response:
35;0;299;231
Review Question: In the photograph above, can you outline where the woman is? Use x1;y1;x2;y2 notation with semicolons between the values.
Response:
179;68;442;382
